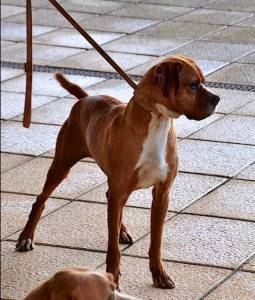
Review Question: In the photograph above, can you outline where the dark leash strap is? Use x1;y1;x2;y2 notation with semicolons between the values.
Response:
23;0;33;127
23;0;138;128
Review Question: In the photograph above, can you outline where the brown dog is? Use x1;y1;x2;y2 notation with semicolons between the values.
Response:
16;55;220;289
23;267;136;300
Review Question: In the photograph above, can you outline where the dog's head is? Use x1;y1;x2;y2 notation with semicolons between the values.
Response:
136;55;220;120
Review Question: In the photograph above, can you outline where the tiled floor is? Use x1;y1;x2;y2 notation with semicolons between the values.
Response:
1;0;254;299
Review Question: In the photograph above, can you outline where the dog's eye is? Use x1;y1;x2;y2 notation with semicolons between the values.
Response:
190;82;199;89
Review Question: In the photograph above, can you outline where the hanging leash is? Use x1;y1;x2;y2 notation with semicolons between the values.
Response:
23;0;33;127
23;0;137;128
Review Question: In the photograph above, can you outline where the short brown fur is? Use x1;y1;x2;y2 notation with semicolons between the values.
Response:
17;55;219;289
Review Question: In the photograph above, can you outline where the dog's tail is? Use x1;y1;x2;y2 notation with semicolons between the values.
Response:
55;73;88;100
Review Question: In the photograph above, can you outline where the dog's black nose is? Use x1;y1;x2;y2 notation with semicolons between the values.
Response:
211;95;220;105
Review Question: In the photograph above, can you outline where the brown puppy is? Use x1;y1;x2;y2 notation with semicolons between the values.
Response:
16;55;220;289
23;267;136;300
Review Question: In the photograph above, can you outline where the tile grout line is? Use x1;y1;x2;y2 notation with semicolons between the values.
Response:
179;211;255;223
2;61;255;91
198;252;255;300
120;253;236;271
186;137;255;147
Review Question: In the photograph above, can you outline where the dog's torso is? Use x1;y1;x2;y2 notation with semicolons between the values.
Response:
70;95;177;191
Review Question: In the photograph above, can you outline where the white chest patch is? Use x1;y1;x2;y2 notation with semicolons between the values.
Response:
135;113;171;189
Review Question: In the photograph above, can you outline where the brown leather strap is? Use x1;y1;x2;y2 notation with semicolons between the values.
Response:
48;0;137;90
23;0;137;128
23;0;33;128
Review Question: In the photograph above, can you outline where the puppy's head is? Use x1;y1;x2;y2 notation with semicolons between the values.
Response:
136;55;220;120
48;267;136;300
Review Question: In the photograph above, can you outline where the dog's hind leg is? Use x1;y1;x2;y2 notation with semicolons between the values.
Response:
16;120;88;251
106;183;133;286
119;213;134;245
106;190;134;245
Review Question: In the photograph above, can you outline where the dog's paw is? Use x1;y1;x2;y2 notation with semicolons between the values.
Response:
16;238;34;252
119;228;134;245
152;270;175;289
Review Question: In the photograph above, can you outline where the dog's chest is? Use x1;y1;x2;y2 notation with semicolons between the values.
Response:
135;114;171;188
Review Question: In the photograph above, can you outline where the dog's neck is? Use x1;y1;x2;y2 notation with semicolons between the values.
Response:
125;92;180;122
122;95;176;144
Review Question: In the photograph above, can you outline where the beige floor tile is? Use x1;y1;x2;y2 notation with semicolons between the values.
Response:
204;26;255;45
111;3;192;20
1;40;15;48
1;153;32;174
1;42;83;65
137;21;223;39
1;92;56;119
185;179;255;221
178;139;255;176
190;115;255;145
104;34;189;56
129;56;168;76
79;15;158;33
1;5;25;19
34;28;123;49
11;202;153;251
125;214;255;268
1;22;56;42
130;57;227;76
1;72;104;96
212;88;255;114
1;157;106;198
176;114;222;138
59;0;125;14
79;172;225;212
1;68;24;82
237;15;255;27
6;8;95;27
53;49;152;72
15;97;76;125
145;0;214;7
1;241;105;300
169;41;254;62
1;0;51;8
237;52;255;63
208;63;255;85
233;101;255;116
1;192;68;238
1;121;60;155
242;256;255;272
117;256;229;300
205;0;255;12
236;163;255;181
204;272;255;300
174;9;252;25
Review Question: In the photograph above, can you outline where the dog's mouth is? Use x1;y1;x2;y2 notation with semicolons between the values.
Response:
186;92;220;121
185;106;216;121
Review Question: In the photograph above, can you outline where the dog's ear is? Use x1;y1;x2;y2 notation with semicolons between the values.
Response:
154;61;182;97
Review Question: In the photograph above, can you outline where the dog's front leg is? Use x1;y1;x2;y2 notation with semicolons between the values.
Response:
149;182;175;289
106;188;127;286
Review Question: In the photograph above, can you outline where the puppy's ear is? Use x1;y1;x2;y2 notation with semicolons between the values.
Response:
154;61;182;97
